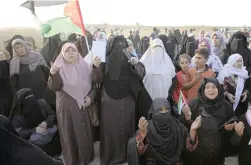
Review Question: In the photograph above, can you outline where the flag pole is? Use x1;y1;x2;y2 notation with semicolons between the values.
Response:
180;90;187;106
75;0;90;53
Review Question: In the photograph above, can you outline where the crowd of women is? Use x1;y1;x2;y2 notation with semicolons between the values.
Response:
0;28;250;165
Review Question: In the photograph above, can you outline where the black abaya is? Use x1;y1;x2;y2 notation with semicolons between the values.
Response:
0;60;12;116
0;115;63;165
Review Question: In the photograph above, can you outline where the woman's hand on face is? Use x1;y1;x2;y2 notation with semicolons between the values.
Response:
182;105;192;120
190;116;201;131
224;122;236;131
234;121;245;136
84;96;92;107
226;92;235;103
39;122;47;129
241;91;248;102
138;117;148;138
50;62;59;75
92;56;101;67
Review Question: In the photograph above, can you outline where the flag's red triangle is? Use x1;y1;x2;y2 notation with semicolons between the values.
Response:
64;0;86;36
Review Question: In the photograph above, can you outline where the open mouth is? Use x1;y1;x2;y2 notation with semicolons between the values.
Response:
208;93;215;96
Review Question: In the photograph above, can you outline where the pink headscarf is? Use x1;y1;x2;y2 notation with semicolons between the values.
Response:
199;38;211;52
197;31;205;42
54;43;92;108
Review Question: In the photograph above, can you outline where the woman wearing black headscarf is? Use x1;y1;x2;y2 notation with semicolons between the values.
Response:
226;31;251;74
174;36;198;71
0;115;63;165
10;88;61;156
0;49;12;117
100;35;145;165
158;34;176;60
138;36;150;59
179;36;198;58
75;34;93;57
128;98;188;165
182;78;240;165
237;106;251;165
40;34;61;66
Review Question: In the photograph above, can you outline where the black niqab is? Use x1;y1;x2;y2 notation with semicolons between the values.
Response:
10;88;45;128
146;98;185;165
40;35;61;65
106;35;128;81
75;35;92;57
138;36;150;56
179;36;197;58
174;29;182;45
226;31;251;73
158;34;176;60
227;32;248;53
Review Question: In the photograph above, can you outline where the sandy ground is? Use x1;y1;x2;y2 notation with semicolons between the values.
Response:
88;142;238;165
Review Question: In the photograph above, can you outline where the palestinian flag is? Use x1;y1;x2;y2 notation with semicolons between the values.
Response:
64;0;87;36
20;0;67;15
20;0;87;37
177;91;187;115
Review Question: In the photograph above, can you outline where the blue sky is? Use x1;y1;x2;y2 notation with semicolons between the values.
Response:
0;0;250;28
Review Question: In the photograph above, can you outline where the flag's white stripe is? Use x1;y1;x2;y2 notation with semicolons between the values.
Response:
78;0;87;26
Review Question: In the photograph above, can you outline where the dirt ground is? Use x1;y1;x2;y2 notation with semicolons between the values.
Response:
0;25;241;48
89;142;238;165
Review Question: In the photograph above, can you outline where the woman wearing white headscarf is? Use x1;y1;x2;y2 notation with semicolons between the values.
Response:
217;53;250;116
96;31;107;44
136;39;176;121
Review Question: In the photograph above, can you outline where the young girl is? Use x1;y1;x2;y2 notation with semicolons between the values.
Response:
173;54;198;114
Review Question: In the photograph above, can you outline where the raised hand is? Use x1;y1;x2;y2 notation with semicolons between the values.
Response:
182;105;192;120
191;116;201;131
92;56;101;68
138;117;148;138
50;62;59;75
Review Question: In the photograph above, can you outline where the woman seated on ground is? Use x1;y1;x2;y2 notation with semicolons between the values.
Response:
0;115;63;165
128;98;188;165
10;88;61;156
182;78;241;165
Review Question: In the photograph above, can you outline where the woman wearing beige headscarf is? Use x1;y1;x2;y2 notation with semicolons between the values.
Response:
212;31;228;64
48;42;101;165
10;39;48;98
